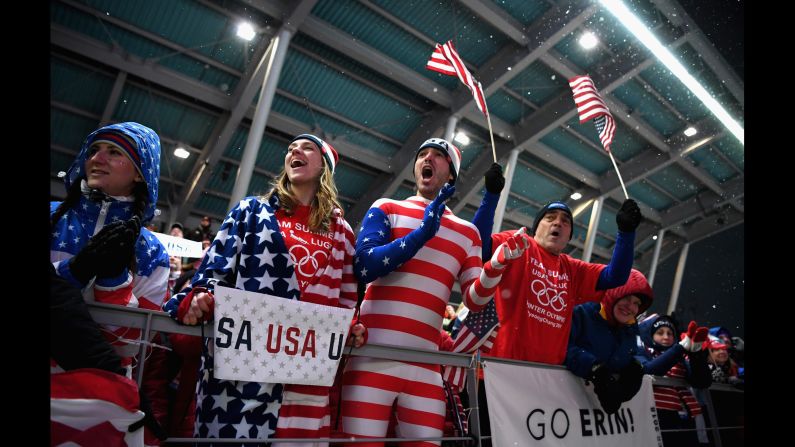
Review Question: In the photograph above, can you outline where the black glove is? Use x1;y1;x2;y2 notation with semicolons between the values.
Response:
49;263;126;375
616;360;645;402
616;199;642;233
686;350;713;389
69;216;141;285
129;388;167;440
590;365;622;414
484;163;505;195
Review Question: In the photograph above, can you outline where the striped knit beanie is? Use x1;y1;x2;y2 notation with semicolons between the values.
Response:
290;134;339;174
415;138;462;184
89;130;144;179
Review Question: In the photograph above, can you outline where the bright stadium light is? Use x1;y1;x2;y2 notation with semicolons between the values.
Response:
598;0;743;145
174;147;190;159
579;31;599;50
237;22;256;41
684;127;698;137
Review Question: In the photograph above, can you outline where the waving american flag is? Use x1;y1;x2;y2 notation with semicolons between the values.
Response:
427;40;489;118
451;299;499;354
569;75;616;152
442;300;499;391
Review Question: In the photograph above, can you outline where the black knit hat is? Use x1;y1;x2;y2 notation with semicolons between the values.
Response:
651;315;677;337
531;201;574;240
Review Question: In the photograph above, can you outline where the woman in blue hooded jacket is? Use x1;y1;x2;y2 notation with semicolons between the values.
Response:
50;122;170;373
565;269;653;414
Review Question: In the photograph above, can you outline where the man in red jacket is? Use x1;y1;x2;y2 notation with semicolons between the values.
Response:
473;199;642;364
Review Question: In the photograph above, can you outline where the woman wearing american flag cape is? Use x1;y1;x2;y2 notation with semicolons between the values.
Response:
163;134;365;445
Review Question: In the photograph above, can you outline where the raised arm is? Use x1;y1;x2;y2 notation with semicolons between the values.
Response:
471;163;504;261
355;184;454;282
596;199;642;290
462;228;530;312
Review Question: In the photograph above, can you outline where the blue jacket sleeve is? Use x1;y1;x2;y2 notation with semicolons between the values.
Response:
636;344;686;376
564;306;599;378
472;191;500;262
596;230;635;290
355;207;430;283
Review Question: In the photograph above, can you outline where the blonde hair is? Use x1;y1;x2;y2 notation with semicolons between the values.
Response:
266;161;342;232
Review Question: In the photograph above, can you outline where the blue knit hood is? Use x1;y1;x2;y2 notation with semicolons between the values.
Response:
64;122;161;223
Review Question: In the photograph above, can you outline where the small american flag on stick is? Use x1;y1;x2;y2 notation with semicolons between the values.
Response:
569;74;616;152
569;74;629;198
427;40;488;117
451;299;499;354
427;40;498;162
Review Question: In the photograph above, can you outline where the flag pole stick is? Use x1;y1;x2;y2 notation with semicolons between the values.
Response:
608;150;629;199
486;111;497;163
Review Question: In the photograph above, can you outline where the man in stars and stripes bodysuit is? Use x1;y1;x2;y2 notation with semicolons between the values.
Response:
340;138;529;446
163;134;364;446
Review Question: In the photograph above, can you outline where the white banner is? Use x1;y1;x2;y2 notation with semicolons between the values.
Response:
213;285;354;386
484;362;662;447
151;232;204;258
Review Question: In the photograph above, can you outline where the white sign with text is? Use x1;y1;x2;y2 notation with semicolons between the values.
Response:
213;285;354;386
151;232;204;258
484;361;662;447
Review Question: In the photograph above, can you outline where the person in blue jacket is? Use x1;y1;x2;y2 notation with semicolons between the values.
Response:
50;122;170;372
637;314;711;386
636;314;711;447
565;269;653;414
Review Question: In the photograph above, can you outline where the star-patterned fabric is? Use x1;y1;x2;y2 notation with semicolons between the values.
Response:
50;195;171;358
451;299;499;354
164;195;299;442
163;194;356;444
50;122;170;362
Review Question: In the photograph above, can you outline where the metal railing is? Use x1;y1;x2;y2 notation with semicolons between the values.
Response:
83;302;744;446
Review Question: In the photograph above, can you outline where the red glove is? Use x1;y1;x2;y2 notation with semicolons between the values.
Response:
348;320;367;347
679;321;709;352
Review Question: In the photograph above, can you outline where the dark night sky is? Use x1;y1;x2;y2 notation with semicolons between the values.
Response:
678;0;744;80
632;1;744;338
651;1;743;337
644;223;745;339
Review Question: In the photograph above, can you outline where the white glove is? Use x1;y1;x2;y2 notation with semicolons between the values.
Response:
487;227;530;272
679;321;709;352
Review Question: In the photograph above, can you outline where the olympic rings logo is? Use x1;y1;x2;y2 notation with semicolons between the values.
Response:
530;279;567;312
289;244;328;277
